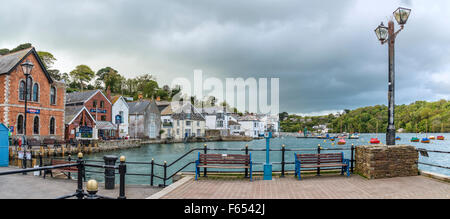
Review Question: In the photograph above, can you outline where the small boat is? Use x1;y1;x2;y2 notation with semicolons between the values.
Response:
411;137;420;142
330;137;335;141
338;139;346;145
437;136;445;140
421;137;430;143
370;138;380;144
349;133;359;139
429;136;435;140
395;136;401;140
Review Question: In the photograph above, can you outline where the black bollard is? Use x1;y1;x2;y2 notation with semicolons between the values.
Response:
118;156;126;199
281;144;285;177
103;155;118;190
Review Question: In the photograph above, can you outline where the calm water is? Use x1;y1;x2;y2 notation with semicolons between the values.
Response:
83;133;450;185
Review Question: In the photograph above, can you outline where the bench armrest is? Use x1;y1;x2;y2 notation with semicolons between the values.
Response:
343;159;350;166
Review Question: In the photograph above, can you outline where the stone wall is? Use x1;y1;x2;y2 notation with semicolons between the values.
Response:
355;145;418;179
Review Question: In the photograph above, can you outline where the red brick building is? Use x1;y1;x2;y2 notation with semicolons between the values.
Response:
65;106;96;141
65;89;116;140
0;47;65;141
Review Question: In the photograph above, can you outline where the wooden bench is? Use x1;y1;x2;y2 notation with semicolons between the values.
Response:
27;139;41;149
43;159;79;179
294;153;350;180
195;153;252;181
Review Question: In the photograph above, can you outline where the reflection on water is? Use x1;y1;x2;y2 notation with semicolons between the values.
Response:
83;133;450;185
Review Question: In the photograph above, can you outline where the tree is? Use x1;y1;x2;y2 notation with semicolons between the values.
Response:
70;65;95;91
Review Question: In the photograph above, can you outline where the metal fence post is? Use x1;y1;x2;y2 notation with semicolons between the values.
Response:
281;144;285;177
39;152;43;176
76;152;84;199
245;144;249;178
203;144;207;177
163;161;167;187
317;144;321;176
150;158;154;186
351;144;354;173
118;156;127;199
68;155;72;179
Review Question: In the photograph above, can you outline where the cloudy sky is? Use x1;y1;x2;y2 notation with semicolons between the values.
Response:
1;0;449;115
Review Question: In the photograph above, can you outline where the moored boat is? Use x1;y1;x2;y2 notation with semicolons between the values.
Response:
338;138;346;145
349;133;359;139
370;138;380;144
429;136;435;140
411;137;419;142
421;137;430;143
437;136;445;140
395;136;401;140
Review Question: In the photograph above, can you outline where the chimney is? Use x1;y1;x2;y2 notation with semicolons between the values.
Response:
106;86;111;101
156;96;161;101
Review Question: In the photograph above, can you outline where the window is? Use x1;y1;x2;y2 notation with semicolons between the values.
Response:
101;115;106;121
19;81;25;101
26;77;32;101
32;83;39;102
100;101;104;109
93;101;97;108
50;86;56;105
17;115;24;134
50;117;55;135
33;116;39;135
197;121;200;126
186;121;191;126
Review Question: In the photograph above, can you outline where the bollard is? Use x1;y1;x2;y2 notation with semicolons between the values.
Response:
103;155;118;189
118;156;126;199
86;179;99;199
281;144;286;177
150;158;154;186
317;144;321;176
203;144;207;177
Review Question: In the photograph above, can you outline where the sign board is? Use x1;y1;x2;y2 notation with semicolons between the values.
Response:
26;152;31;160
79;126;93;138
264;132;272;139
26;108;40;114
9;126;13;133
90;109;107;113
115;115;122;124
418;149;429;157
18;151;24;160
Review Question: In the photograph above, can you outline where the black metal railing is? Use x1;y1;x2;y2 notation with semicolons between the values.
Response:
0;154;127;199
417;148;450;170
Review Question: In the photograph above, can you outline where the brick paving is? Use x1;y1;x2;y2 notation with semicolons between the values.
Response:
160;174;450;199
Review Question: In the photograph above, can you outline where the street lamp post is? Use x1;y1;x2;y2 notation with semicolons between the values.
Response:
21;60;34;174
374;7;411;146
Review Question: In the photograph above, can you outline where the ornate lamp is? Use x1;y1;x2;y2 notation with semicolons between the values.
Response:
374;22;389;42
393;7;411;26
21;60;34;76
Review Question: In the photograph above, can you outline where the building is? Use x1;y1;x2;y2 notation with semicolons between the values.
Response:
111;96;129;138
238;115;264;138
0;47;65;141
66;89;116;140
65;105;97;141
160;102;206;141
258;114;280;136
202;106;236;136
128;99;161;139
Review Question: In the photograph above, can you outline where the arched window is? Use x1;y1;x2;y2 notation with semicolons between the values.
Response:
32;83;39;102
100;101;104;109
26;77;32;101
17;115;24;134
93;100;97;108
33;116;39;135
50;86;56;105
49;117;55;135
19;81;25;101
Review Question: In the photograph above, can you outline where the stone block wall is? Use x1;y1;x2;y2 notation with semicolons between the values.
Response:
355;145;419;179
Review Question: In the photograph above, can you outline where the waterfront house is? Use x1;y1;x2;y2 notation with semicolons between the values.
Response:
238;115;264;138
159;101;206;141
66;89;115;139
128;99;161;139
202;106;236;136
110;95;129;138
64;105;97;141
0;47;66;141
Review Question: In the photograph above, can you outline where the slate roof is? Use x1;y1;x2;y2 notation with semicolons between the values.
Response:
0;47;53;83
156;100;170;113
162;102;205;121
128;100;151;114
65;105;95;125
65;90;100;105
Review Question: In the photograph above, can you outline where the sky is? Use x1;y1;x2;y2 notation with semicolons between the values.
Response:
1;0;450;115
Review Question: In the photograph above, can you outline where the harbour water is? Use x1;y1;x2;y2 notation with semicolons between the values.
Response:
83;133;450;185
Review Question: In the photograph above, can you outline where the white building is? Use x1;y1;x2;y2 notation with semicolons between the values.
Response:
238;115;264;138
111;96;129;138
202;106;236;136
159;102;206;141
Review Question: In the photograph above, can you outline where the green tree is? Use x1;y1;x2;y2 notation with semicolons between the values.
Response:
70;65;95;91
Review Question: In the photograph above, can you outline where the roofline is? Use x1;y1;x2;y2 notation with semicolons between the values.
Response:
67;106;97;125
67;90;113;106
114;96;129;109
5;47;54;84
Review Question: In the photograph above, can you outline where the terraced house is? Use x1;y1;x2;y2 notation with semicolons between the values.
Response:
0;47;65;141
159;102;206;141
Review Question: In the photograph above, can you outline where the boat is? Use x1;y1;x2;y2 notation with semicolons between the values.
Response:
429;136;435;140
410;137;420;142
370;138;380;144
421;137;430;143
437;136;445;140
395;136;401;140
349;133;359;139
338;138;346;145
330;137;335;141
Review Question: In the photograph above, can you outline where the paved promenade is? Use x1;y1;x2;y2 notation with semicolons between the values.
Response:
0;167;162;199
158;174;450;199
